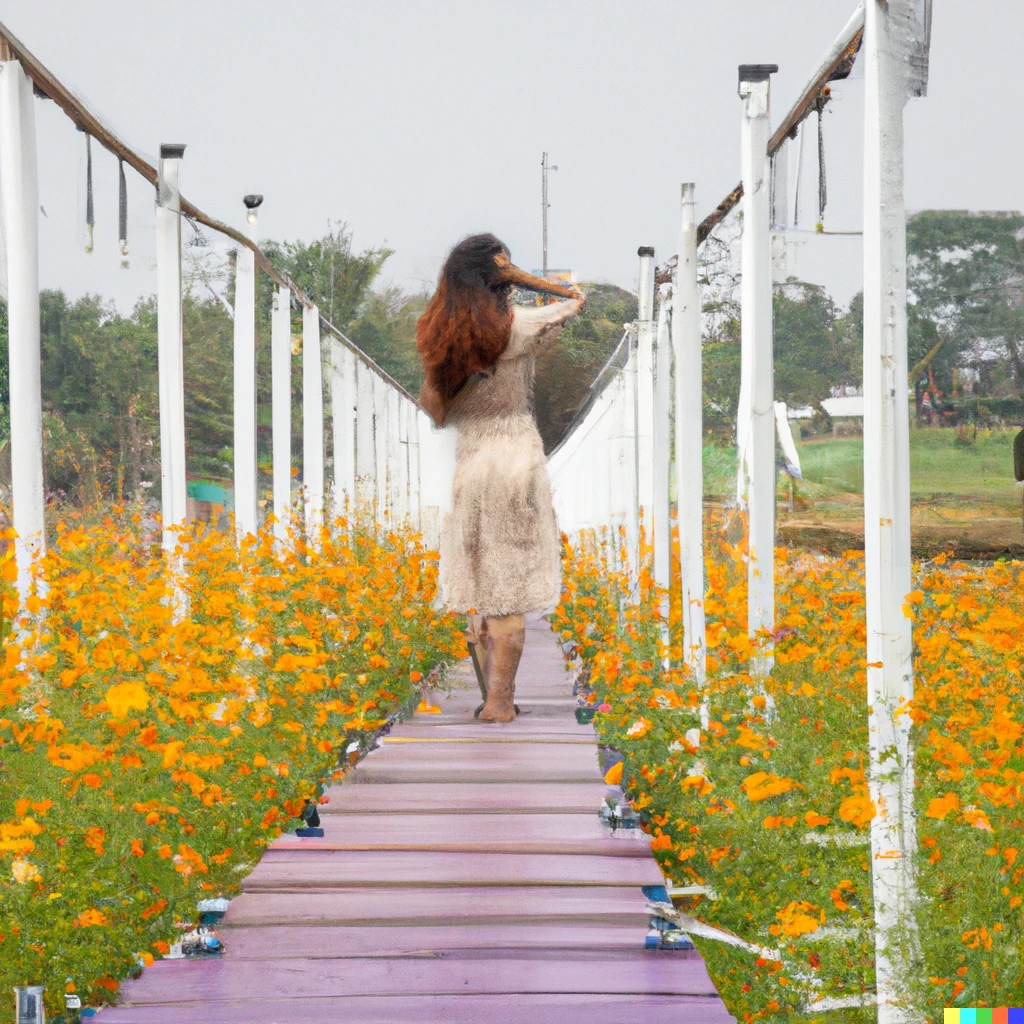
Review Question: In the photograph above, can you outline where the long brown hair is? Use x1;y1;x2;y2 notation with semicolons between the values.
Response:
416;233;514;426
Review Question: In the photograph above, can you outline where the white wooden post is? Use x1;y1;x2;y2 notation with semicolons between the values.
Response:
863;1;921;1016
355;360;375;512
271;285;291;547
302;303;324;542
154;145;188;562
635;247;656;564
0;59;45;607
408;402;421;531
653;288;673;664
330;341;357;523
738;64;778;652
385;388;402;522
674;182;707;690
233;198;260;541
397;400;411;525
372;372;388;520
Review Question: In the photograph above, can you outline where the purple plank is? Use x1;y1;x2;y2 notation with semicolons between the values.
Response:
222;886;651;928
318;782;608;815
244;851;663;890
116;953;721;1002
349;751;600;785
100;993;735;1024
216;924;656;959
269;812;653;857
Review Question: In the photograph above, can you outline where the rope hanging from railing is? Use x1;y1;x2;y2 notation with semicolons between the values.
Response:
118;156;128;267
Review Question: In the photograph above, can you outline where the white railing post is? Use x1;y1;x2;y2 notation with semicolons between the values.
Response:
330;341;357;525
0;59;45;608
355;360;375;512
674;182;707;692
653;287;673;664
397;400;411;526
408;403;421;532
635;247;656;567
233;196;261;541
385;388;402;522
302;303;324;543
863;0;921;1017
155;144;188;566
737;64;778;655
271;285;291;547
372;372;388;521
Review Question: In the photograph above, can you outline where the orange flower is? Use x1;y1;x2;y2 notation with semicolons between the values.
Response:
741;772;798;802
925;792;959;820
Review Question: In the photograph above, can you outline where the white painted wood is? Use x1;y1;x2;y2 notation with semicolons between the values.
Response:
738;69;776;652
862;1;921;1017
330;341;357;523
397;400;411;525
774;402;802;477
355;359;376;511
271;286;292;547
384;388;401;522
154;145;188;564
407;402;421;531
635;249;656;549
302;304;324;543
372;371;388;519
673;183;707;690
232;207;258;541
653;289;672;630
0;60;45;608
416;410;456;551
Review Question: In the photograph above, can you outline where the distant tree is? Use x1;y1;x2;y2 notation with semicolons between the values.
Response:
346;287;428;397
774;281;860;407
534;283;638;451
907;210;1024;396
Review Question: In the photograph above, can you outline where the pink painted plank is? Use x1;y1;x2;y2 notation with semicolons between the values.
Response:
269;812;653;857
215;923;655;959
319;782;608;815
349;750;600;785
222;886;651;928
244;851;663;890
100;993;735;1024
116;953;721;1002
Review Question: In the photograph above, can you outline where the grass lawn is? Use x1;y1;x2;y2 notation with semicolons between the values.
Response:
797;427;1020;500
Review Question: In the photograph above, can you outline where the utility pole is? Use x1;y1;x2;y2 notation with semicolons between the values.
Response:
541;152;557;276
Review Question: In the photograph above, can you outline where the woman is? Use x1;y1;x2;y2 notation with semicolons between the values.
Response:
416;233;584;722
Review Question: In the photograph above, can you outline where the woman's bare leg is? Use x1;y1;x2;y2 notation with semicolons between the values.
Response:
477;613;525;723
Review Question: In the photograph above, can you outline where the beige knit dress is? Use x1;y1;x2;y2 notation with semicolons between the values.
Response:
438;298;582;618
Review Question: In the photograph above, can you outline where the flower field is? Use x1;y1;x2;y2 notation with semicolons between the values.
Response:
554;513;1024;1022
0;508;464;1021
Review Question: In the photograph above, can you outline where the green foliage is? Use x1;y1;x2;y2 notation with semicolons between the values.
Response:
534;283;638;450
345;287;427;397
907;210;1024;395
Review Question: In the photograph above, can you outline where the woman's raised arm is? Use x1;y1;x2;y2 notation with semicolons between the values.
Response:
501;297;584;361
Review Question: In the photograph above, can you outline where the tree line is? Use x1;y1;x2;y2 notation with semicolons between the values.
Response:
0;210;1021;505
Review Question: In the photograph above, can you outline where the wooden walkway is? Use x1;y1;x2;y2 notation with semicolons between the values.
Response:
103;613;733;1023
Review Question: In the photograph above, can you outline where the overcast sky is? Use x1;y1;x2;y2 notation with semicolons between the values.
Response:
4;1;1022;315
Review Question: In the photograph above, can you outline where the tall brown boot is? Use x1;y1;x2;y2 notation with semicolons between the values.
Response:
477;614;525;723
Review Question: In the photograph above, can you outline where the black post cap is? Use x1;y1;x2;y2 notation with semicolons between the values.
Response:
738;64;779;88
243;194;264;210
637;246;655;258
160;144;186;159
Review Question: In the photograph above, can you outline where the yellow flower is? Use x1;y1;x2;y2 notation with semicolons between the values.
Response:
11;858;41;884
105;681;150;719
